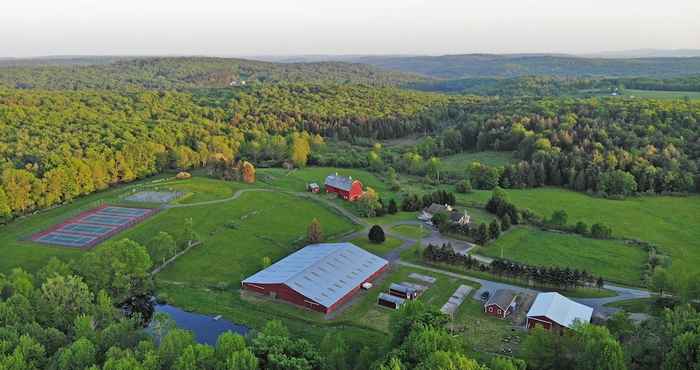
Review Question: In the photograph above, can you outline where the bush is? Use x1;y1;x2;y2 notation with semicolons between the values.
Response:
591;223;613;239
368;225;386;244
574;221;588;235
455;179;473;193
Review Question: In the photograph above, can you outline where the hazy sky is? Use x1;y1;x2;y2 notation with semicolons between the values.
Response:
2;0;699;57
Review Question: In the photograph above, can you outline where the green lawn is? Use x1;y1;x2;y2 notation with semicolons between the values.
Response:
479;227;647;286
456;187;700;273
350;236;404;257
440;151;517;172
162;176;251;204
605;298;657;315
257;166;389;193
390;224;431;239
623;89;700;100
125;191;356;287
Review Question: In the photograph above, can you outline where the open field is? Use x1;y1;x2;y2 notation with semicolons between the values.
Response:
605;298;657;315
479;227;647;286
350;236;404;256
455;187;700;272
440;151;517;171
390;224;431;239
257;166;389;193
127;191;357;287
623;89;700;100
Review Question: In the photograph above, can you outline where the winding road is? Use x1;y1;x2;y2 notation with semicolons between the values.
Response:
157;185;653;316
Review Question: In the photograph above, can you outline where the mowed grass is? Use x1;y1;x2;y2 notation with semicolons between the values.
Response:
121;191;357;287
350;236;404;256
440;151;517;172
162;177;251;204
624;89;700;100
479;227;647;286
257;167;388;193
390;224;431;239
456;187;700;272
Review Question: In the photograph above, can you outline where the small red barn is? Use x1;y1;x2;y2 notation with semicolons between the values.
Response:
242;243;388;314
526;292;593;331
484;289;517;319
324;173;363;201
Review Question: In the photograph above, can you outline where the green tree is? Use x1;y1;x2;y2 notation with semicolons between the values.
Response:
574;323;627;370
307;218;324;244
456;179;472;193
147;231;177;265
387;199;398;214
369;225;386;244
489;219;501;239
320;333;348;370
39;275;93;333
549;210;568;227
57;338;97;370
358;187;381;217
159;329;195;369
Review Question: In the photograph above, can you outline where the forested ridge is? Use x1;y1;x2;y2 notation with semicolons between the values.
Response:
0;57;427;90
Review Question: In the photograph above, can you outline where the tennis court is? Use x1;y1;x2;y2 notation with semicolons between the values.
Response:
31;205;158;248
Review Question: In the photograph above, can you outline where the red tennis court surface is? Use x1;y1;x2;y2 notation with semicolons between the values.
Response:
31;205;158;248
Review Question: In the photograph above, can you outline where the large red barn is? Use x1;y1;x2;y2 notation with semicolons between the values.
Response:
242;243;388;314
324;173;363;201
526;292;593;331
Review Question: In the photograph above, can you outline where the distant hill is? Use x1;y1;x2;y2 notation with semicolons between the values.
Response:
582;49;700;58
0;57;428;90
344;54;700;79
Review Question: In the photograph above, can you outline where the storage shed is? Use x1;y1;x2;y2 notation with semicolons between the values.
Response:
378;293;406;310
389;283;418;300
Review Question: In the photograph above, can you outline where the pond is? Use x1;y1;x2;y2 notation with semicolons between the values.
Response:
154;304;250;345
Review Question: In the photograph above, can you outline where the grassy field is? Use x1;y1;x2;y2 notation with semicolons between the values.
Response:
479;227;647;286
623;89;700;100
440;151;517;171
605;298;657;315
455;187;700;273
350;236;405;256
128;191;356;287
390;224;431;239
257;167;389;193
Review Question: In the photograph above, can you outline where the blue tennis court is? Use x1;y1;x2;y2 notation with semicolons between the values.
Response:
57;223;116;235
32;205;157;248
100;207;151;217
35;232;98;248
81;214;132;226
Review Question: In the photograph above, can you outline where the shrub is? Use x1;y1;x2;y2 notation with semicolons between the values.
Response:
368;225;386;244
455;179;473;193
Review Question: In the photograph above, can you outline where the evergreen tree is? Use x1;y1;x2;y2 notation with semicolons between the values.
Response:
369;225;386;244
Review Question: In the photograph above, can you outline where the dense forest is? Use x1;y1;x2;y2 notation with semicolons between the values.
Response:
1;82;700;219
0;57;427;90
349;54;700;79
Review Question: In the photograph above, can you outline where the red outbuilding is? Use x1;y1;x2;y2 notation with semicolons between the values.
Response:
242;243;388;314
484;289;517;319
324;173;363;201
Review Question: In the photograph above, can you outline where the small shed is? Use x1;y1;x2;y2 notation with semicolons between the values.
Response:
389;283;418;300
378;292;405;310
484;289;518;319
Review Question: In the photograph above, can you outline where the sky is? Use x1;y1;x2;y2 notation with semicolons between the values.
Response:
1;0;699;57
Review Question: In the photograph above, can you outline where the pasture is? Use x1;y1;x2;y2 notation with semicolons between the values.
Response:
479;227;647;286
455;187;700;272
623;89;700;100
390;224;431;239
440;151;517;171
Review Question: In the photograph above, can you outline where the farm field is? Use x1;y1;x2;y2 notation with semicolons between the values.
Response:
623;89;700;100
478;227;647;286
455;187;700;272
257;166;389;193
440;150;517;170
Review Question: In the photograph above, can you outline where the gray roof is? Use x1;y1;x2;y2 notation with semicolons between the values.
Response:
485;289;517;310
527;292;593;329
243;243;388;308
378;292;406;305
390;283;416;294
425;203;449;215
324;174;355;191
449;211;467;222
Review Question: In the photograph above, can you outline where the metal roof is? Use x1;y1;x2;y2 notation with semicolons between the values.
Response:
390;283;416;294
324;174;355;191
243;243;388;308
526;292;593;329
378;292;406;305
485;289;517;310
